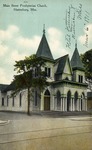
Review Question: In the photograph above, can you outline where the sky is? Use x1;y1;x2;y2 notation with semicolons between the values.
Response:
0;0;92;84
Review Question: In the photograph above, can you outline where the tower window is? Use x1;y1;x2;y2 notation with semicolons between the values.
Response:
45;67;51;77
78;75;83;83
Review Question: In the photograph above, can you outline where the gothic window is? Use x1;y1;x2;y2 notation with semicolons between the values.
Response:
80;93;85;111
12;97;15;107
2;98;4;106
7;95;9;106
19;93;22;107
67;90;71;111
74;91;78;110
44;89;50;96
34;90;38;106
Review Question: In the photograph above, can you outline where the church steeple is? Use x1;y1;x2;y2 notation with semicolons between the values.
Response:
43;24;45;35
75;40;77;49
71;42;84;70
36;27;54;61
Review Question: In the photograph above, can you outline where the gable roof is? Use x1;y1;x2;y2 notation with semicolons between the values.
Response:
0;84;9;92
2;82;15;93
36;31;54;61
55;54;71;74
71;45;84;70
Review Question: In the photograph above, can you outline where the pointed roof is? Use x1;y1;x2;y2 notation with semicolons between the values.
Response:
36;28;54;61
71;43;84;70
56;54;70;74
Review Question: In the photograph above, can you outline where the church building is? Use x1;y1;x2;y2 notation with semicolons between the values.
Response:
0;29;88;112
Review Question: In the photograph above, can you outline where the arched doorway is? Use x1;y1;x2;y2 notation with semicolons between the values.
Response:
74;91;78;111
44;89;50;110
67;90;71;111
57;90;61;110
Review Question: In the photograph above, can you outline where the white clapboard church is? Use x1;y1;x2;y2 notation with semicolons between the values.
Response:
0;29;88;112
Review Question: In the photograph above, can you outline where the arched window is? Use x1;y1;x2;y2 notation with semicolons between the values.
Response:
12;97;15;107
80;92;85;111
57;90;61;108
67;90;71;111
19;93;22;107
34;90;38;106
2;97;4;106
44;89;50;96
74;91;78;111
7;95;9;106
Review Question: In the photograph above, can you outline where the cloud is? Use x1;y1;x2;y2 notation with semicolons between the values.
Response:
79;24;92;45
0;67;12;84
0;25;19;41
0;44;9;56
0;25;68;84
16;35;40;51
47;27;68;58
10;50;26;62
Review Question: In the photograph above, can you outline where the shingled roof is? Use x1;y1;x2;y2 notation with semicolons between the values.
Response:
71;43;84;70
0;84;9;92
2;82;15;93
55;55;69;74
36;29;54;61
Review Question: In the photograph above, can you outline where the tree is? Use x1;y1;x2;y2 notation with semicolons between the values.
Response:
81;49;92;80
12;54;48;115
81;49;92;91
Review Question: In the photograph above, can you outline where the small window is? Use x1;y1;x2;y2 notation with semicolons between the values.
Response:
45;67;48;76
34;91;38;106
12;97;15;107
48;68;51;77
34;68;38;77
7;95;9;106
45;67;51;77
78;75;83;83
19;93;22;107
2;98;4;106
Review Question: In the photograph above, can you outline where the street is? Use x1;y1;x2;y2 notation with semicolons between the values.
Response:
0;112;92;150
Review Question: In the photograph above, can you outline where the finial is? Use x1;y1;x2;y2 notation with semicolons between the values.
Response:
43;24;45;34
75;39;77;49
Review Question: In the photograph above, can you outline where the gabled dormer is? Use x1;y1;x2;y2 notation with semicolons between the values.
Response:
55;55;72;81
71;43;85;83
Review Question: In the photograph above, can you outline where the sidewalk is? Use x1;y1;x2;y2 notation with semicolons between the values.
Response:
31;110;92;118
0;120;10;125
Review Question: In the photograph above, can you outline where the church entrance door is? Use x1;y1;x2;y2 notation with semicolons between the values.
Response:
44;89;50;111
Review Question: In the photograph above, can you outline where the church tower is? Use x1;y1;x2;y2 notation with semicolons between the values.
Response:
71;42;85;83
36;26;54;82
36;26;54;61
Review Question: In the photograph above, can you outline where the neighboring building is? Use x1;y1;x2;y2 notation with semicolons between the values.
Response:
0;29;88;112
